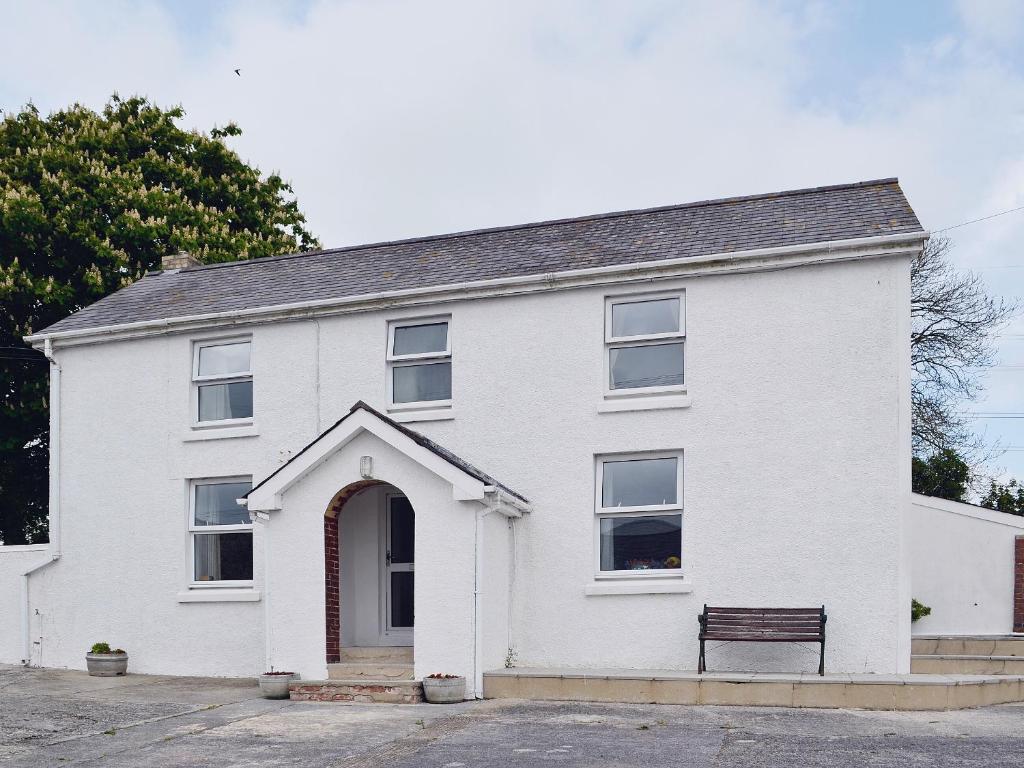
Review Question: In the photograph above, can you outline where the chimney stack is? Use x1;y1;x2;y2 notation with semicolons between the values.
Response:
161;251;202;271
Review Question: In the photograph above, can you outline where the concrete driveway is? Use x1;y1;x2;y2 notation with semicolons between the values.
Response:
3;664;1024;767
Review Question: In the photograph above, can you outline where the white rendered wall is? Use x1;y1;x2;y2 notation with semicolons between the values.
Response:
909;494;1024;636
19;253;912;677
481;512;513;673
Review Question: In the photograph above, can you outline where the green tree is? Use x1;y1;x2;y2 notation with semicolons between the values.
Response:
911;449;971;502
1;95;318;543
980;479;1024;516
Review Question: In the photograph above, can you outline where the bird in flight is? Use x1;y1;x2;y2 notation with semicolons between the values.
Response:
233;68;241;76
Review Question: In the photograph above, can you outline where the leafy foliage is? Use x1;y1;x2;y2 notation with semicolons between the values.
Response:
911;449;971;502
90;642;112;654
980;478;1024;517
0;96;318;544
910;599;931;623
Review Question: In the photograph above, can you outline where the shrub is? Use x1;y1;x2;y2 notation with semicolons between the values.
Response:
911;599;932;623
89;642;126;654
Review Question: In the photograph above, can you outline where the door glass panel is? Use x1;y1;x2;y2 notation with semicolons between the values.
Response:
390;572;414;628
389;497;414;564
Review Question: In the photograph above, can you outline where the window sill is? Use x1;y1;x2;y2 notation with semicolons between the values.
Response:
597;395;691;413
584;579;693;596
177;589;261;603
389;409;455;424
183;425;259;442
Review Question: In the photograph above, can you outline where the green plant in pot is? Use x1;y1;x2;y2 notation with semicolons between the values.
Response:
86;642;128;677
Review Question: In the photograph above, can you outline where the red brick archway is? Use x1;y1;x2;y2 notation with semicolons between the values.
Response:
324;481;383;663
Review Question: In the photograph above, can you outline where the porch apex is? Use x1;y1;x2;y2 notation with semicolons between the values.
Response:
244;401;529;515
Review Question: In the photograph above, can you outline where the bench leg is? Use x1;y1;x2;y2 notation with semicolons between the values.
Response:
698;639;706;674
818;641;825;676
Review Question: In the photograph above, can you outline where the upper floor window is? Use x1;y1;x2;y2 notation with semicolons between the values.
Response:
193;339;253;425
595;453;683;576
190;477;253;584
387;318;452;408
605;294;684;394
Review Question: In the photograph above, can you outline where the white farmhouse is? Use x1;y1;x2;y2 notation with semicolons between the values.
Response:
5;178;1019;704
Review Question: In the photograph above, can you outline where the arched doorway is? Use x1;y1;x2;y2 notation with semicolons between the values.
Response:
324;480;415;666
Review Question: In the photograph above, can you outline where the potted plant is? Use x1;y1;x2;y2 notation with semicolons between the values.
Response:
258;671;296;699
86;643;128;676
422;673;466;703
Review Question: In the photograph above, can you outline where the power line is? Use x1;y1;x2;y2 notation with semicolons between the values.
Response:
935;203;1024;234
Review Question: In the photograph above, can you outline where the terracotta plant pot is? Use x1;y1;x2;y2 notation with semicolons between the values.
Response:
422;675;466;703
259;672;295;699
85;653;128;677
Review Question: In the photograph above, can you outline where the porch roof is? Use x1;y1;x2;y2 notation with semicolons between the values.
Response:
244;401;529;513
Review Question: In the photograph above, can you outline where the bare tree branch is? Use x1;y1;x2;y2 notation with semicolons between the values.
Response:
910;236;1018;467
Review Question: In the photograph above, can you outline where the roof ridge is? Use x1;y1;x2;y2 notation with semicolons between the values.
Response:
174;177;902;275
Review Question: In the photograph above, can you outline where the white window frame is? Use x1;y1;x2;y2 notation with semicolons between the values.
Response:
191;337;254;428
187;476;254;588
604;292;685;398
386;316;452;411
594;451;684;579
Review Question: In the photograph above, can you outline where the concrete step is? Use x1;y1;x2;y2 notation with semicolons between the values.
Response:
911;654;1024;675
289;679;422;704
912;635;1024;657
338;646;413;664
328;662;414;680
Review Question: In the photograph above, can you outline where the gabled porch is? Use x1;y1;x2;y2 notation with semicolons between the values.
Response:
241;401;530;701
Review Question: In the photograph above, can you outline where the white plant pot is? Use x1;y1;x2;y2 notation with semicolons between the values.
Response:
259;673;295;699
422;676;466;703
86;653;128;677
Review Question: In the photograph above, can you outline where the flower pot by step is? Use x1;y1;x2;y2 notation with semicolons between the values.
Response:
422;675;466;703
259;672;295;699
85;653;128;677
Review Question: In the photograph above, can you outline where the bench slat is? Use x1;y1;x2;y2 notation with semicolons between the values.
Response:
708;610;819;618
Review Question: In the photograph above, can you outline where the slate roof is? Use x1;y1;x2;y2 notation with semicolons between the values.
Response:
37;178;923;336
247;400;529;504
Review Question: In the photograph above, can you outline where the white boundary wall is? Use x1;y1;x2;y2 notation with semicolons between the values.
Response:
0;545;50;663
909;493;1024;636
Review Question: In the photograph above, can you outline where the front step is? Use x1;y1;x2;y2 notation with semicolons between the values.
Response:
328;662;414;680
912;635;1024;657
338;646;413;663
911;654;1024;675
289;678;423;703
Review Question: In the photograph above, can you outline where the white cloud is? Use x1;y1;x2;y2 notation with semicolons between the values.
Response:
2;0;1023;474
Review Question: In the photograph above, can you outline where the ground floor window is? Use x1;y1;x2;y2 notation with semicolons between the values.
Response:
595;453;683;575
190;477;253;584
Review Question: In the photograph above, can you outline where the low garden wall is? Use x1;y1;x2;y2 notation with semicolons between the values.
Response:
909;493;1024;636
0;544;50;664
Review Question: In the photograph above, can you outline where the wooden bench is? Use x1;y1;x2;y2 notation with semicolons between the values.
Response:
698;605;827;675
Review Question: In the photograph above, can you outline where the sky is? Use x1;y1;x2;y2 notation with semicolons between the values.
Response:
1;0;1022;487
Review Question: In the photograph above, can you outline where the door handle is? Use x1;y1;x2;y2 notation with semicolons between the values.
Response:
385;550;392;566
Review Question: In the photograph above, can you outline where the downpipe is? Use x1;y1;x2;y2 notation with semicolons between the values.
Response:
22;338;62;665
